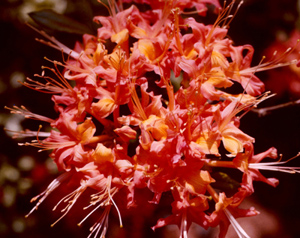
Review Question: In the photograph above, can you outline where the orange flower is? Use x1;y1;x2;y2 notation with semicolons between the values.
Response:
7;1;300;238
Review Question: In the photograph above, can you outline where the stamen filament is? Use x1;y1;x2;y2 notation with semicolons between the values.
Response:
26;172;71;217
224;208;250;238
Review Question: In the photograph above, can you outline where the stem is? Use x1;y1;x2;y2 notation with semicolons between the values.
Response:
89;135;112;144
206;160;236;168
206;184;219;203
251;99;300;117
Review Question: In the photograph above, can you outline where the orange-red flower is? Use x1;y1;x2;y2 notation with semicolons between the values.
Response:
6;1;300;238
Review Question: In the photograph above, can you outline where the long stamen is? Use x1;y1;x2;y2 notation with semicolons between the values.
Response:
43;58;74;90
51;183;87;227
130;79;147;121
87;205;111;238
21;77;66;94
224;208;250;238
26;23;79;59
221;1;244;29
205;0;237;46
45;56;95;78
173;7;184;56
150;0;173;38
5;105;54;123
238;92;274;120
4;128;51;139
249;152;300;173
237;55;267;107
207;185;251;238
26;172;71;217
107;175;123;228
159;66;175;111
179;210;188;238
18;139;76;152
240;42;300;76
220;92;272;131
78;182;119;230
78;203;103;227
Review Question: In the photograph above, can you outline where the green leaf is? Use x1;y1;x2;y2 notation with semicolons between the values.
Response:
29;9;94;35
211;172;240;195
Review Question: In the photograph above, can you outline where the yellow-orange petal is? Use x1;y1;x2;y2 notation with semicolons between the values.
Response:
206;68;233;88
151;121;168;141
76;118;96;144
93;143;114;163
93;43;106;65
138;39;156;61
111;28;129;45
195;131;220;155
114;126;137;142
184;170;215;195
139;124;152;150
211;50;229;69
91;98;117;118
143;115;168;141
222;134;243;157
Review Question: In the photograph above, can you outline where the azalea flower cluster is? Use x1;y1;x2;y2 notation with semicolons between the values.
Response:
6;0;300;237
264;30;300;98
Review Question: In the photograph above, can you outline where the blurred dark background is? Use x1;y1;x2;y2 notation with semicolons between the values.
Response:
0;0;300;237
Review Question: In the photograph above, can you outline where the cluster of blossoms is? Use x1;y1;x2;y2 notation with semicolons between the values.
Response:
264;30;300;98
6;0;300;237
